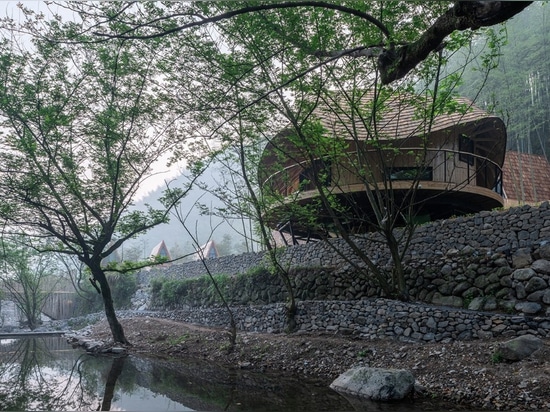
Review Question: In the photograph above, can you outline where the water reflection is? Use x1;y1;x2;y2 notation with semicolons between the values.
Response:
0;336;97;410
0;336;465;411
0;337;194;411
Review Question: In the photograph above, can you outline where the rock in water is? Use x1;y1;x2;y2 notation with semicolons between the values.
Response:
496;335;543;361
330;367;415;401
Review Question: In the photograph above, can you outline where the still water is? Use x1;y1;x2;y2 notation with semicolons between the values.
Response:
0;336;465;411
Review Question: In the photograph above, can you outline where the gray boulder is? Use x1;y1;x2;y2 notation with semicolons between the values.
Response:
496;335;543;362
538;243;550;260
468;296;485;311
512;268;536;281
525;276;548;293
515;301;542;314
431;292;463;308
330;367;415;401
83;340;103;352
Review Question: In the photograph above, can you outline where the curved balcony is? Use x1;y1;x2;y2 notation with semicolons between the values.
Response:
261;147;504;235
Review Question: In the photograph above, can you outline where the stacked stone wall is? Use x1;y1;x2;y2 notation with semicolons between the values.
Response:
131;202;550;342
136;298;550;342
139;202;550;316
137;251;265;283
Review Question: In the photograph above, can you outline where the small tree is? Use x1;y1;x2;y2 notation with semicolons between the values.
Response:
0;239;57;330
33;1;523;314
169;202;238;349
89;1;529;85
216;234;234;257
0;9;193;343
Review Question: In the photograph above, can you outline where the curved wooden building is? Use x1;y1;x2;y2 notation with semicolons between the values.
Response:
259;93;507;242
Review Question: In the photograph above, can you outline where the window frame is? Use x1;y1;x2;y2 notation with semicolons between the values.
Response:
459;134;475;165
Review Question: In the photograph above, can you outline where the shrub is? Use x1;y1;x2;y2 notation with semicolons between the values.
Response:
245;265;271;278
159;279;183;308
150;277;165;297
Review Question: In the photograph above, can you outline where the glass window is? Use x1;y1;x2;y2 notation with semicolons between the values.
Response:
459;134;474;165
387;167;433;181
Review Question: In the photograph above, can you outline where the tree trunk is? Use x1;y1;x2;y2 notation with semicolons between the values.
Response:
91;266;129;345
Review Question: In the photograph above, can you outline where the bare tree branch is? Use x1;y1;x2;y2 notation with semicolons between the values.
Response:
92;1;390;40
378;1;531;84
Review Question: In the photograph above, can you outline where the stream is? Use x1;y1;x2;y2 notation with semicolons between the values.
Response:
0;335;469;411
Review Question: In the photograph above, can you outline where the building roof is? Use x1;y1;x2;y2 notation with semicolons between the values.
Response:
315;92;505;142
503;151;550;204
262;91;507;170
150;240;171;260
192;240;219;261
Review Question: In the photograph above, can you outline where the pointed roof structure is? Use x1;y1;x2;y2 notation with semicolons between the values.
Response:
150;240;171;260
192;240;219;261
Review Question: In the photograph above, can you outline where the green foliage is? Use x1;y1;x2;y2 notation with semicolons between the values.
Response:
463;293;475;309
160;279;188;307
205;274;231;297
491;351;504;364
0;6;198;341
455;3;550;158
74;273;138;315
218;341;234;353
150;277;165;298
216;234;235;257
152;274;232;308
0;239;57;329
103;256;167;273
0;2;525;331
152;278;190;307
150;265;276;309
245;265;271;278
167;333;190;346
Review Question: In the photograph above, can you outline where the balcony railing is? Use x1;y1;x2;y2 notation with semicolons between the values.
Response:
262;147;503;198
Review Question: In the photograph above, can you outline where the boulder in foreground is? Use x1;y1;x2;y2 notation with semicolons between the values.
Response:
330;367;415;401
495;335;543;362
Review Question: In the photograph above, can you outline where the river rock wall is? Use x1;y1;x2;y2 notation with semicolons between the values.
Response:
139;202;550;316
131;202;550;342
138;298;550;342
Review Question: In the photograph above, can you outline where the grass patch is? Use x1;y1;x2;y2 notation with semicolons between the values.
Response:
491;351;504;364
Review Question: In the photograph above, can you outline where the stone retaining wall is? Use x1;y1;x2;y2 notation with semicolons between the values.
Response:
136;298;550;342
138;202;550;316
138;251;265;283
130;202;550;342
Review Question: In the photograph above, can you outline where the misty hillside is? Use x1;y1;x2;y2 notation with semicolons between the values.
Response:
123;167;255;260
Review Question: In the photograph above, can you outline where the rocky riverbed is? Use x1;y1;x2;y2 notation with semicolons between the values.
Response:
68;313;550;411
